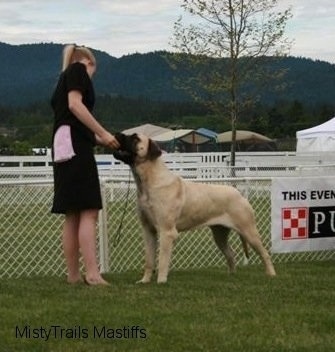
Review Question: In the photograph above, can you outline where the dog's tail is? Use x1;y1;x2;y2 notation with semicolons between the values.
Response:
240;236;250;265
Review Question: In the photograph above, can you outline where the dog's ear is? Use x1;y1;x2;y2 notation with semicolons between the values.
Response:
148;139;162;160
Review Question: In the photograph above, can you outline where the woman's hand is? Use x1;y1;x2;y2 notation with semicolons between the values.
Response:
97;131;120;150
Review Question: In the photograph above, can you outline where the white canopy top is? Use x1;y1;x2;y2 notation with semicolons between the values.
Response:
296;117;335;152
296;117;335;138
152;129;211;144
122;123;171;137
217;130;272;143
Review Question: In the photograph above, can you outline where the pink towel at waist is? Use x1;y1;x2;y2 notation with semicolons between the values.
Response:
53;125;76;163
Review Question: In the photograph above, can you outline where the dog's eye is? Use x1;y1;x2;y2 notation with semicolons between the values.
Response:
130;134;139;142
129;136;139;151
132;136;140;145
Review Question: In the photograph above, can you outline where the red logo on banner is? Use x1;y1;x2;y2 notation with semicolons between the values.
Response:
282;207;308;240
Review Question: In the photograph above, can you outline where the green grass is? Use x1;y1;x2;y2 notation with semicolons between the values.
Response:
1;261;334;352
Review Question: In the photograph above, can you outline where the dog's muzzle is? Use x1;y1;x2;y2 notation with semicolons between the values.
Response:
114;132;127;148
113;133;135;165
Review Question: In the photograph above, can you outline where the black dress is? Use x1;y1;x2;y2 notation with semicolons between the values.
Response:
51;62;102;214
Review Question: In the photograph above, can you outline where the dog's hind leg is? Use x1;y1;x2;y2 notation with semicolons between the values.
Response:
138;223;158;284
238;223;276;276
210;225;235;273
240;235;250;265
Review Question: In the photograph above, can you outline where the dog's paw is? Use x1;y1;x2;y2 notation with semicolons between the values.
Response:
242;255;249;266
136;278;151;284
266;270;277;277
157;278;167;284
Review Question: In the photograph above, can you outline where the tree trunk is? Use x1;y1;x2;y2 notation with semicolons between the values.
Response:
230;110;237;166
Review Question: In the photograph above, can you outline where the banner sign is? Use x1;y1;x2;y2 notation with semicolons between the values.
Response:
271;177;335;253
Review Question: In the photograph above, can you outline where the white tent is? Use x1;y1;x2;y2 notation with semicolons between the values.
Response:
296;117;335;152
217;130;272;143
216;130;276;151
152;129;214;152
122;124;171;137
153;129;211;144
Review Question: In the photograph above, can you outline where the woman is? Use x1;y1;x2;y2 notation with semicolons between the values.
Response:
51;44;119;285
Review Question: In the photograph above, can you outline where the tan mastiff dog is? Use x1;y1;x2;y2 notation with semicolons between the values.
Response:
114;133;276;283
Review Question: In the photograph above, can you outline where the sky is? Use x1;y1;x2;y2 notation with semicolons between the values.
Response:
0;0;334;64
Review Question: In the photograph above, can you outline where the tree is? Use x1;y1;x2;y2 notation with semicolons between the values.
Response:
170;0;292;165
11;141;32;156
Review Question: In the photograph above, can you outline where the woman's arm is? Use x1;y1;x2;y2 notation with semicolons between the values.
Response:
68;90;119;149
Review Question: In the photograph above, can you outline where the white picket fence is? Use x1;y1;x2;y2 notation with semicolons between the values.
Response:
0;152;334;279
2;151;335;180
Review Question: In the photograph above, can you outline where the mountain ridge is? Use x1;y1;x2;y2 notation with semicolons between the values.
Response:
1;42;335;108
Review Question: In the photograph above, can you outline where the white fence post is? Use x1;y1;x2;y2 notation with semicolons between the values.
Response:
98;181;109;273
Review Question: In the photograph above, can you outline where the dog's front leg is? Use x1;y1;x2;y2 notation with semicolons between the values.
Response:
157;228;178;284
138;227;157;284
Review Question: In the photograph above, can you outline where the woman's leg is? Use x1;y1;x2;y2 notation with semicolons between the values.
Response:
62;212;81;283
79;209;109;285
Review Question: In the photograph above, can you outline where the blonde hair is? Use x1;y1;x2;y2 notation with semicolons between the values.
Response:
61;44;96;71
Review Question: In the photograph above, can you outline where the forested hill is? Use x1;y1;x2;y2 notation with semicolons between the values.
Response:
1;41;335;107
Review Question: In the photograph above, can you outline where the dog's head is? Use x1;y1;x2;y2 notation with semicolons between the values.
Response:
113;133;162;165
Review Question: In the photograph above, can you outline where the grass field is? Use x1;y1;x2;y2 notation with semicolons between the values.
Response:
1;261;334;352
